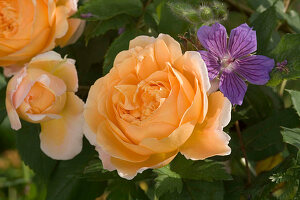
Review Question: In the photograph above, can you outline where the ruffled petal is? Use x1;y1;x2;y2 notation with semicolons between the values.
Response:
129;36;155;49
29;51;78;92
228;23;257;59
199;51;221;80
110;151;178;180
39;92;84;160
197;23;228;58
180;91;231;160
219;72;247;105
235;55;274;85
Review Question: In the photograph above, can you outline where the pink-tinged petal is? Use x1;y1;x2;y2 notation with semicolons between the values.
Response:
5;68;28;130
199;50;220;80
235;55;274;85
228;23;257;59
40;92;84;160
95;146;116;171
25;113;61;122
29;51;78;92
36;73;66;96
219;72;247;106
110;151;178;180
197;23;228;58
207;78;220;95
3;64;24;77
180;91;231;160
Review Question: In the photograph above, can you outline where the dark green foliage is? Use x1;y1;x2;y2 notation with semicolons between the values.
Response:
268;34;300;86
15;122;58;180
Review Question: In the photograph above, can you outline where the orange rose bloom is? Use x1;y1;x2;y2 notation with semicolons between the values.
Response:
0;0;85;67
6;51;84;160
84;34;232;179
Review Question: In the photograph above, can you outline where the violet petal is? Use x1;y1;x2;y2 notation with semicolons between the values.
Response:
219;72;247;105
228;23;257;59
234;55;274;85
197;23;228;58
199;50;221;80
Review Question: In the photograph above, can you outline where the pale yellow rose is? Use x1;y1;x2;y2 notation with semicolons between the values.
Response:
6;51;84;160
84;34;232;179
0;0;85;67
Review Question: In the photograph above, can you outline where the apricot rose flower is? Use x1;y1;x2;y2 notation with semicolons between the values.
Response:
6;51;84;160
0;0;85;68
84;34;232;179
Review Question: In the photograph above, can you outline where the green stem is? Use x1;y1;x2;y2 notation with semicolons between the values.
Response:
279;79;287;97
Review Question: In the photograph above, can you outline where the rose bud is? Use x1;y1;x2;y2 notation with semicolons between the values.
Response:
6;51;84;160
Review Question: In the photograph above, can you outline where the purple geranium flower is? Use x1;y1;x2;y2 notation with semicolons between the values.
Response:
197;23;274;105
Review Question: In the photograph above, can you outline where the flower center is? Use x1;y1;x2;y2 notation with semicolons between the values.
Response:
118;81;170;124
140;82;169;119
220;56;235;72
24;82;56;114
0;1;18;38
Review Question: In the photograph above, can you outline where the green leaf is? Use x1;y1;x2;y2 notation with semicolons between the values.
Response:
106;179;149;200
46;139;105;200
56;35;111;87
82;159;120;181
158;2;189;38
243;109;299;161
103;29;143;75
0;73;6;91
281;127;300;149
286;90;300;117
15;122;57;180
0;88;7;124
160;180;225;200
170;154;232;181
251;5;277;55
268;34;300;86
167;2;202;25
284;10;300;33
153;165;182;198
84;15;132;41
75;0;143;21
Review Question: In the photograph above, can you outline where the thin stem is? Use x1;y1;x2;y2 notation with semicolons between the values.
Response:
136;0;152;29
284;0;291;12
235;120;251;186
178;34;199;51
279;79;287;97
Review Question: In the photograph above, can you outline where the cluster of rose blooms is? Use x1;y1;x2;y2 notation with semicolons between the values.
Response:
1;0;274;179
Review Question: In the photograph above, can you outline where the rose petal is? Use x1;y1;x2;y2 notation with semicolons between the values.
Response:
40;92;84;160
154;39;171;68
96;120;150;162
180;91;231;160
110;151;178;180
129;36;155;49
